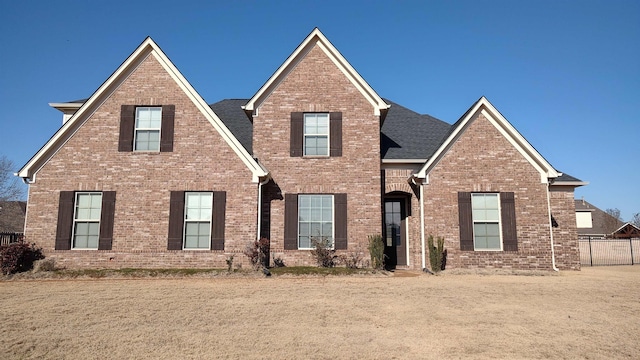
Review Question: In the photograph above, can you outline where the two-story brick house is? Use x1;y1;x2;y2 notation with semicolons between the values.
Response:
18;28;585;271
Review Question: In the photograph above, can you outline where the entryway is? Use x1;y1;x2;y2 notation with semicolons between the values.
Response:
384;197;408;269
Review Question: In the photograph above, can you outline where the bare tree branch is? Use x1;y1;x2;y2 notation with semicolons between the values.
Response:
0;155;26;201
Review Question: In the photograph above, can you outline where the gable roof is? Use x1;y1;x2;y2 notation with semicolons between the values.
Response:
416;96;560;183
242;28;390;117
210;99;253;153
611;223;640;238
18;37;268;182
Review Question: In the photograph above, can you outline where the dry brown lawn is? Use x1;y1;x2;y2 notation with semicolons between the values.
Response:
1;266;639;359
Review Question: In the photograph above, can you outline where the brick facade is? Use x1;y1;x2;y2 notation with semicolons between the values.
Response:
22;32;582;271
25;54;259;269
253;44;381;266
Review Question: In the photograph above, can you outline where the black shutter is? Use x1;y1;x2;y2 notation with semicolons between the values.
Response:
329;112;342;157
98;191;116;250
211;191;226;250
501;192;518;251
458;192;474;251
55;191;75;250
167;191;185;250
119;105;135;152
334;193;347;249
284;194;298;250
290;112;303;157
160;105;175;152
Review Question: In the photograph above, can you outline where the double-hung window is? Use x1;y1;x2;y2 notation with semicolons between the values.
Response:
72;192;102;249
303;113;329;156
471;193;501;250
183;192;213;250
134;107;162;151
298;194;334;249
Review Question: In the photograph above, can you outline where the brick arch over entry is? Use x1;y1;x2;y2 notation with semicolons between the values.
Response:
385;182;414;196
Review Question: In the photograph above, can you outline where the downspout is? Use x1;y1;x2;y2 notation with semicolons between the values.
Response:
546;181;559;272
410;176;426;270
257;175;271;241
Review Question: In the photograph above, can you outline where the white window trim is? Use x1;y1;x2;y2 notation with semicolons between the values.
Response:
134;106;162;152
71;192;102;250
182;192;213;250
298;194;335;250
303;113;330;157
472;193;503;251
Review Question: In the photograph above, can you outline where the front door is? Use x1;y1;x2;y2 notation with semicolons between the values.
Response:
384;198;407;269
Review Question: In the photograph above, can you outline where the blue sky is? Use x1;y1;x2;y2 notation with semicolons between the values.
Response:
1;0;638;220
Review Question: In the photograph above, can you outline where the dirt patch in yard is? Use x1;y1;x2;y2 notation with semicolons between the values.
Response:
1;266;639;359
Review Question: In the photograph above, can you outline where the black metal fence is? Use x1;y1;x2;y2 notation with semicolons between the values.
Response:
579;237;640;266
0;232;24;246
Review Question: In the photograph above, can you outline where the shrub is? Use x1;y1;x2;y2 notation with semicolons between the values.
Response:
243;237;269;269
339;250;363;269
427;235;446;273
367;234;385;270
226;255;234;272
272;256;286;268
0;240;45;275
33;258;57;272
311;237;337;268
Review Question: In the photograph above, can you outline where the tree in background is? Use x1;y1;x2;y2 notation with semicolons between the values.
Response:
604;208;623;234
632;213;640;228
0;156;25;201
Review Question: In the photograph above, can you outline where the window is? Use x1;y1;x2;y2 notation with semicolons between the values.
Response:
303;113;329;156
290;112;341;157
134;107;162;151
183;192;213;250
298;195;334;249
119;105;174;152
459;192;517;252
72;192;102;249
471;193;501;250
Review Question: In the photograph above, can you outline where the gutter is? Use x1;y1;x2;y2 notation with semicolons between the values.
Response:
257;174;271;241
546;181;559;272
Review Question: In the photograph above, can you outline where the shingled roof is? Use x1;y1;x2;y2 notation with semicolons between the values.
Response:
211;98;453;161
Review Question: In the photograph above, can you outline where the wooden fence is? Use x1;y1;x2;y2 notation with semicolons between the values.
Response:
0;232;24;246
579;237;640;266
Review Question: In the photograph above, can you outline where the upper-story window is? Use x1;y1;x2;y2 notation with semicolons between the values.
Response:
303;113;329;156
290;112;342;157
119;105;174;153
134;107;162;151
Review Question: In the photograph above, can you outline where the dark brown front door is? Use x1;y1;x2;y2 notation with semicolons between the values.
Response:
384;198;407;268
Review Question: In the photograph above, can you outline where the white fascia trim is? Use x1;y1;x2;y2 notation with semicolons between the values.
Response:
243;28;389;116
550;181;589;187
49;102;83;110
148;50;268;182
19;37;268;182
415;97;559;183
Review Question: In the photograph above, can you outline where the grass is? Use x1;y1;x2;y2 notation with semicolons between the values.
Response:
1;266;639;359
3;265;384;280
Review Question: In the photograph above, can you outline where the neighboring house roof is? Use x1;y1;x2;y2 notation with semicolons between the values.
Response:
0;201;26;233
380;99;451;160
611;223;640;239
18;37;268;183
575;199;624;236
416;96;561;184
243;28;390;117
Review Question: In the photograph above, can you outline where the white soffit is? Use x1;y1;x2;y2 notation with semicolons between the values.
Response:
18;37;268;182
243;28;389;116
416;97;559;184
